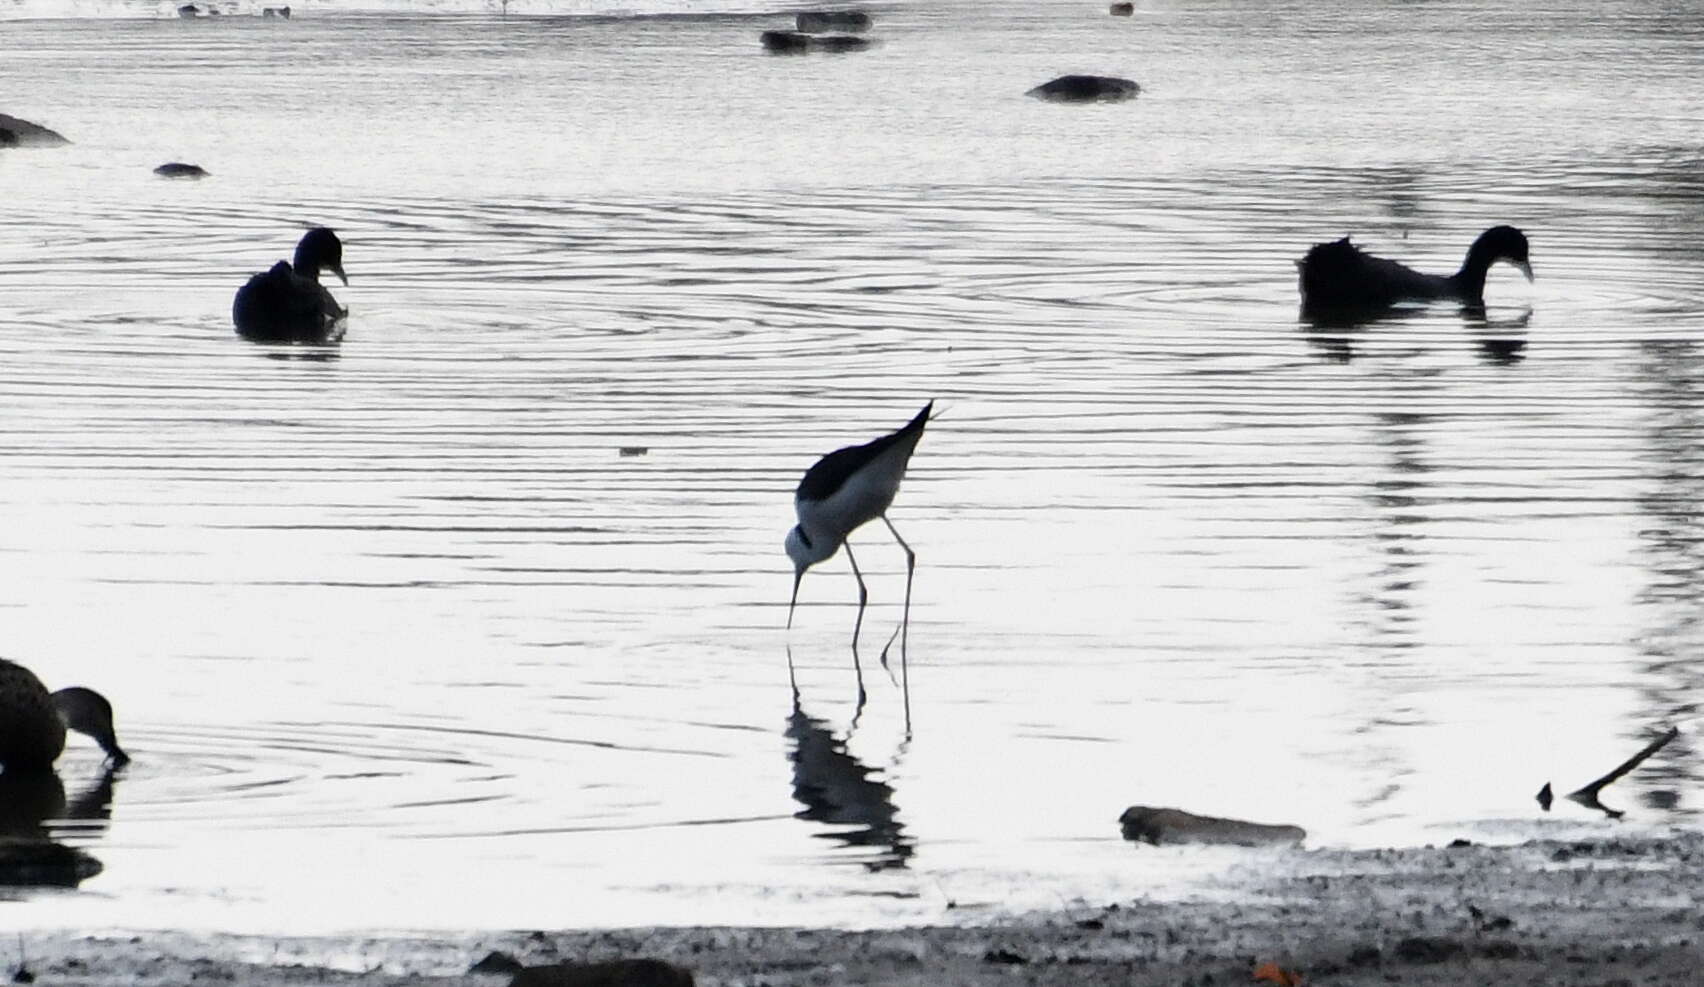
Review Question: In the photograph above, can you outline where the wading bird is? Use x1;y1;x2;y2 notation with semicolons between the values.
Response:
0;659;128;773
1296;225;1531;319
233;227;349;343
785;402;932;704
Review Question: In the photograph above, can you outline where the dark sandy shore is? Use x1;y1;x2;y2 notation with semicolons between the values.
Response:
10;832;1702;986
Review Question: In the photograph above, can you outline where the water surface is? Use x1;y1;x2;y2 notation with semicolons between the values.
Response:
2;0;1702;932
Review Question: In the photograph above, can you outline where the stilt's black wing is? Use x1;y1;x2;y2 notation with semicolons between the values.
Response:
796;402;932;502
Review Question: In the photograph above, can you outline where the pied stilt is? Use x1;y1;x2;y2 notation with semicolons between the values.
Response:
785;401;931;709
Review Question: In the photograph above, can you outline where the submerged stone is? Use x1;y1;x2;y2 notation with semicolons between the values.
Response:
0;113;70;146
1026;74;1140;103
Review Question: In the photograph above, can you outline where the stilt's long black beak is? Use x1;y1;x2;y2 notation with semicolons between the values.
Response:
787;566;805;629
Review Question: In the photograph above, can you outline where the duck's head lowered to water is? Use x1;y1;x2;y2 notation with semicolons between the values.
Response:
51;687;130;767
1463;225;1532;284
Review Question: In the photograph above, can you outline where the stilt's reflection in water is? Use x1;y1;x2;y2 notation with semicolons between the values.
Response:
783;673;912;871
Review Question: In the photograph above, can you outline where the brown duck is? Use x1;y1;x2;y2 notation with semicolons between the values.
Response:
0;659;128;773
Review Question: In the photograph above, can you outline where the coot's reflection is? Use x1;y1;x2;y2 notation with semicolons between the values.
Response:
784;676;912;871
1301;306;1531;365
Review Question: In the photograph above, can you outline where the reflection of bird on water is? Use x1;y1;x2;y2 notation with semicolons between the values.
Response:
785;690;912;870
0;659;128;773
785;402;932;711
1300;306;1532;364
232;227;349;343
0;765;119;835
1296;226;1532;319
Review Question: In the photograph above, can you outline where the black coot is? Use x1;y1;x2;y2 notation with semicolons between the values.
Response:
232;227;348;343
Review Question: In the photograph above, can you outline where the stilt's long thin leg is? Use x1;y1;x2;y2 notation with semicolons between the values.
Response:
843;540;868;704
880;515;915;729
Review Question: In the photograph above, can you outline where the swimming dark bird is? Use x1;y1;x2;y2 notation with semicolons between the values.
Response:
232;227;349;343
1296;225;1532;317
786;403;931;702
0;659;128;773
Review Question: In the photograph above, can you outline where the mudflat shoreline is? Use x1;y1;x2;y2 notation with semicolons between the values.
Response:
10;832;1701;986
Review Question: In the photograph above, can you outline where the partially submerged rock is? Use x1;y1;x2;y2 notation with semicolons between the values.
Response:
470;951;525;975
510;959;694;987
1110;2;1135;14
154;162;209;178
760;30;872;54
263;5;291;17
0;112;70;146
1027;74;1140;103
796;10;871;33
1118;805;1305;847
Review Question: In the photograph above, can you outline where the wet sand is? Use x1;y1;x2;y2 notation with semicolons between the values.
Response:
11;832;1702;986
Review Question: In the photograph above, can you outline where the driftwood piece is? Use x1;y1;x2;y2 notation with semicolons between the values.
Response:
1563;727;1680;819
1119;806;1305;847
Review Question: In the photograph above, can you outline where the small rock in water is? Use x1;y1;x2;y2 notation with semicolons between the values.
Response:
1110;2;1135;14
760;30;810;53
618;446;649;458
470;951;526;975
263;5;291;17
154;162;209;178
1027;75;1140;103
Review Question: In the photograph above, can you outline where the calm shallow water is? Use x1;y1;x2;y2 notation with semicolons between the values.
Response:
2;0;1703;932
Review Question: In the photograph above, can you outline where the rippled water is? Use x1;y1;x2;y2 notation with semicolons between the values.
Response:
3;0;1703;932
